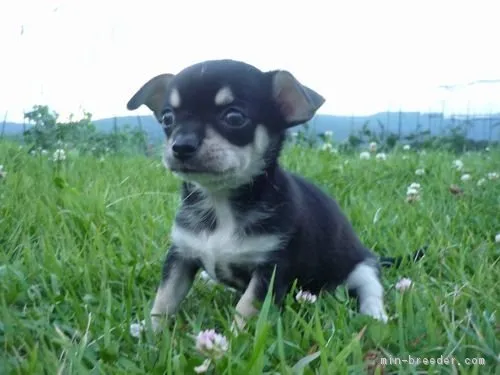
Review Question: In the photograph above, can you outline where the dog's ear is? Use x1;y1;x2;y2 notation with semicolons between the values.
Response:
269;70;325;127
126;73;175;121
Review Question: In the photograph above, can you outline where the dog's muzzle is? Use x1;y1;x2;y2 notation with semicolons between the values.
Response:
166;132;213;175
171;133;201;161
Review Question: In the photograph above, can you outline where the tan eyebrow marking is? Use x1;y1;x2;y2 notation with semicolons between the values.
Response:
169;88;181;108
214;86;234;106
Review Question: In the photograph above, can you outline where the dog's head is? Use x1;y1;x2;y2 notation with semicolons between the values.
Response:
127;59;324;190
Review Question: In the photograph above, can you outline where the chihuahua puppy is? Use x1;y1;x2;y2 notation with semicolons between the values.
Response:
127;59;389;332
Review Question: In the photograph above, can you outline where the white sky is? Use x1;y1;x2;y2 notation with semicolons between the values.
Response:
1;0;499;123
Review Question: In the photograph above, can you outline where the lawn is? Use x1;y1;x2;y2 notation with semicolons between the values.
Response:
0;141;499;374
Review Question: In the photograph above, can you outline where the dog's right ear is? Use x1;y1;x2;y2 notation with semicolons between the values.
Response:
126;73;175;121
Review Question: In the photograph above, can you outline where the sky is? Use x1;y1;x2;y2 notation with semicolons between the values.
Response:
1;0;499;123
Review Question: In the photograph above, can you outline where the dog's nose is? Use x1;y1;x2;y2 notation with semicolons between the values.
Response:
171;133;200;160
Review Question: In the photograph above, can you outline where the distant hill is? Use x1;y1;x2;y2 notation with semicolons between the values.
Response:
306;112;500;141
2;112;500;142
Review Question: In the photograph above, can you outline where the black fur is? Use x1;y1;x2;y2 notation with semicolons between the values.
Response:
174;166;381;300
127;59;424;327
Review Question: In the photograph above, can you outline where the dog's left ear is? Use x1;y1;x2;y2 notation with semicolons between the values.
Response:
126;73;175;121
269;70;325;127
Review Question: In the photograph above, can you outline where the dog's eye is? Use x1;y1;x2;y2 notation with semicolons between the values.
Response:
161;110;175;128
221;109;248;128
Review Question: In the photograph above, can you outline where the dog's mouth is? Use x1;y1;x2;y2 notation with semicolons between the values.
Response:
167;161;235;179
163;153;246;190
166;160;245;190
169;163;225;175
169;165;202;174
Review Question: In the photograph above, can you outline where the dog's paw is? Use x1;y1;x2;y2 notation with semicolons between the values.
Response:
360;298;389;323
230;316;247;336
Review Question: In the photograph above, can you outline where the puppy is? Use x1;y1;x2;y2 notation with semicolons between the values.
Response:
127;59;389;332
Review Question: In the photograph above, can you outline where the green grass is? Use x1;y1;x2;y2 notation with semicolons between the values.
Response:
0;141;499;374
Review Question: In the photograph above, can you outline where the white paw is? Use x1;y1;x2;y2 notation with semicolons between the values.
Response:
360;297;389;323
230;315;247;336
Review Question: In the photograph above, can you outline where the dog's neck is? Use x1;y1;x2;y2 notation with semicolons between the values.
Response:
182;163;281;208
177;134;287;228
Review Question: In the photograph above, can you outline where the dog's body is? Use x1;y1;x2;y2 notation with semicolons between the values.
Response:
127;59;388;331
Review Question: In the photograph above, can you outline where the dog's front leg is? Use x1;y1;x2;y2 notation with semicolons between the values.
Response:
232;273;259;332
149;246;199;332
232;264;289;333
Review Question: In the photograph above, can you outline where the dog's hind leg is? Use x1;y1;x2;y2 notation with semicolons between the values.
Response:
345;259;388;323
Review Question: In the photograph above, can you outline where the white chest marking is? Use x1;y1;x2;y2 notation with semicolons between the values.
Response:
171;198;282;280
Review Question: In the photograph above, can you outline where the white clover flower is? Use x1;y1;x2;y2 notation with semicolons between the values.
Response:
360;151;371;160
409;182;421;190
376;152;387;161
406;183;421;202
198;270;218;287
415;168;425;176
369;142;377;153
195;329;229;359
130;321;144;338
403;144;411;151
395;278;413;292
321;143;333;151
406;187;420;196
487;172;499;180
41;149;48;155
53;149;66;162
0;165;6;179
495;233;500;243
453;159;464;171
130;317;165;338
199;270;212;281
477;178;486;186
319;143;338;154
295;290;317;304
460;174;471;182
485;147;490;152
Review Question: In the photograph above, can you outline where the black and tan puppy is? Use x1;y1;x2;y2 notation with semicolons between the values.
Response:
127;59;389;332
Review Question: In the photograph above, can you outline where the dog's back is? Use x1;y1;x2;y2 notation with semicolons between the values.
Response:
271;169;377;294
